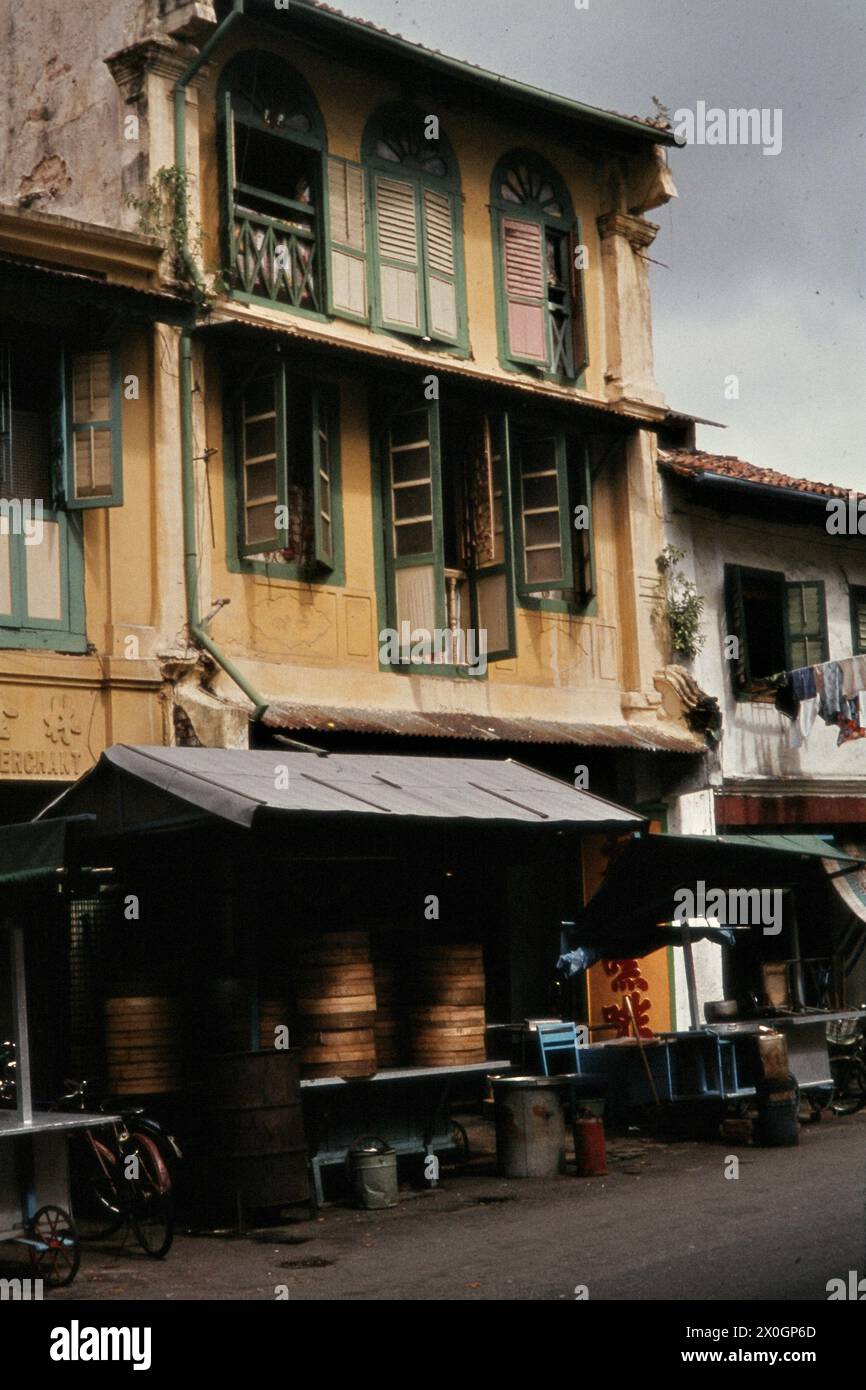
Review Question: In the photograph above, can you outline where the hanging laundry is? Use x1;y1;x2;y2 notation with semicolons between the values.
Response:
818;661;843;725
788;695;819;750
839;655;866;699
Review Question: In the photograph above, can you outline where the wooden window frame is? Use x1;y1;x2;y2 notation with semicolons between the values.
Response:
362;107;468;352
511;418;595;614
373;393;517;676
725;564;829;699
849;585;866;656
491;150;588;384
0;335;86;651
228;357;344;584
62;346;124;510
218;54;328;321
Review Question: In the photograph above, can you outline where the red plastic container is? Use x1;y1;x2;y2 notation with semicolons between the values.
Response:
573;1116;607;1176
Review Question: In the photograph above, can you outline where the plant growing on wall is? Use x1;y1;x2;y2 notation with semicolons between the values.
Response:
656;545;706;659
127;166;227;300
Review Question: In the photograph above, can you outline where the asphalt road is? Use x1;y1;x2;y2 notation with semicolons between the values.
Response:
21;1109;866;1302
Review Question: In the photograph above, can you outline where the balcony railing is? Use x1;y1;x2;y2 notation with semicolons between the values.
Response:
231;205;320;311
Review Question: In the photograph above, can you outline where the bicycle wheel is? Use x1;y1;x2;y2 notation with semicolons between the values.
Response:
128;1131;174;1259
75;1131;125;1240
830;1059;866;1116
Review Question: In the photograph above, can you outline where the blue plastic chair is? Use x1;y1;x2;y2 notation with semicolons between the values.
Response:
535;1021;580;1077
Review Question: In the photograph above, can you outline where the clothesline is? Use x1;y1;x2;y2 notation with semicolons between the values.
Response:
774;655;866;749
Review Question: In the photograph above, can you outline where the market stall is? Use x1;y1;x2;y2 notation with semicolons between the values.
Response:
0;818;118;1287
34;745;643;1205
558;832;866;1121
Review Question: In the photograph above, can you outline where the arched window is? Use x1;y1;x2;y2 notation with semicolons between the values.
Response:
491;151;587;379
218;52;326;312
363;106;465;346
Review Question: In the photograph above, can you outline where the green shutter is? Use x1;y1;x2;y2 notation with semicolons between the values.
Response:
63;348;123;509
466;413;516;662
237;368;287;557
850;586;866;656
784;580;828;669
724;564;752;693
571;440;595;604
569;220;589;377
513;426;572;598
312;382;338;569
326;156;368;322
220;87;236;282
372;176;424;338
381;395;444;664
420;188;459;344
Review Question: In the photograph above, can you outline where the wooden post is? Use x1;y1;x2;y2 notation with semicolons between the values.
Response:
10;925;33;1125
681;921;701;1031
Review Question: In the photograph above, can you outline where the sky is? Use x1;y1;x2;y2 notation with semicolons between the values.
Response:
327;0;865;489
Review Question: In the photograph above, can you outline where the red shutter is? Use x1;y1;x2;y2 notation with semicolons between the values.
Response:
502;217;547;364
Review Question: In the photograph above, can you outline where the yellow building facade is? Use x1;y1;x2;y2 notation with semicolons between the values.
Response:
0;0;702;842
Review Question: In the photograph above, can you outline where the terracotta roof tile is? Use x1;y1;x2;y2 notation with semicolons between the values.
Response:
658;449;852;501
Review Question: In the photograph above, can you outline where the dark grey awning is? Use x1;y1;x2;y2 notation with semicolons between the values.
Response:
37;745;644;833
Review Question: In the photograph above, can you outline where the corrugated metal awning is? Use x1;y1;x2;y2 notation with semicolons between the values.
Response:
261;700;703;753
38;745;645;832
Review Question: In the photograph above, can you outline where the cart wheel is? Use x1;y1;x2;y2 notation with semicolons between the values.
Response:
28;1205;81;1288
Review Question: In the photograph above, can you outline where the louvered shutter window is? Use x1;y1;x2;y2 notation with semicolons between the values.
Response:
423;189;458;341
65;350;122;508
375;176;422;332
785;581;828;669
327;156;368;320
502;218;547;364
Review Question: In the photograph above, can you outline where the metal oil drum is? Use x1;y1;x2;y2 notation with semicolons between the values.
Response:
494;1076;566;1178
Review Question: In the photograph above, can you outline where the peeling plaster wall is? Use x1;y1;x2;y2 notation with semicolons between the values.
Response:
0;0;147;226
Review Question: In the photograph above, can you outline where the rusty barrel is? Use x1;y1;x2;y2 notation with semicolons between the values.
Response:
199;1048;309;1222
104;995;181;1096
494;1076;566;1177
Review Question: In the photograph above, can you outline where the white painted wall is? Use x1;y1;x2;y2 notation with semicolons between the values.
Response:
663;482;866;786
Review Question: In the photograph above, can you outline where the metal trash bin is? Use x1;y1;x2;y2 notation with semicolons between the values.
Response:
348;1137;399;1209
494;1076;566;1178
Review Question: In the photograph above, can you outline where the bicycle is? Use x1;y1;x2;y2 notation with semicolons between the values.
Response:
58;1079;176;1259
828;1017;866;1116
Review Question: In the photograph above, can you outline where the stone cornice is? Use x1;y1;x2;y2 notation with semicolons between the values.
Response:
597;211;659;250
106;34;211;98
0;205;164;290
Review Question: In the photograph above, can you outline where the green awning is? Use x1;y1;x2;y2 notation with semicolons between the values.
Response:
567;832;866;957
718;833;861;863
0;817;70;889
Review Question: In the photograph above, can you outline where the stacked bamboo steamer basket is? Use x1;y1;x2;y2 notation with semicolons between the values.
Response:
372;959;402;1067
295;931;377;1078
409;943;486;1066
104;994;181;1095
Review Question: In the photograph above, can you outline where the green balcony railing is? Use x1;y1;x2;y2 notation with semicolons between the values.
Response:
232;206;320;311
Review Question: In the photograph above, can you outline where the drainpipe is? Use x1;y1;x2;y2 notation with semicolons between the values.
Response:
180;331;269;720
171;2;269;719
